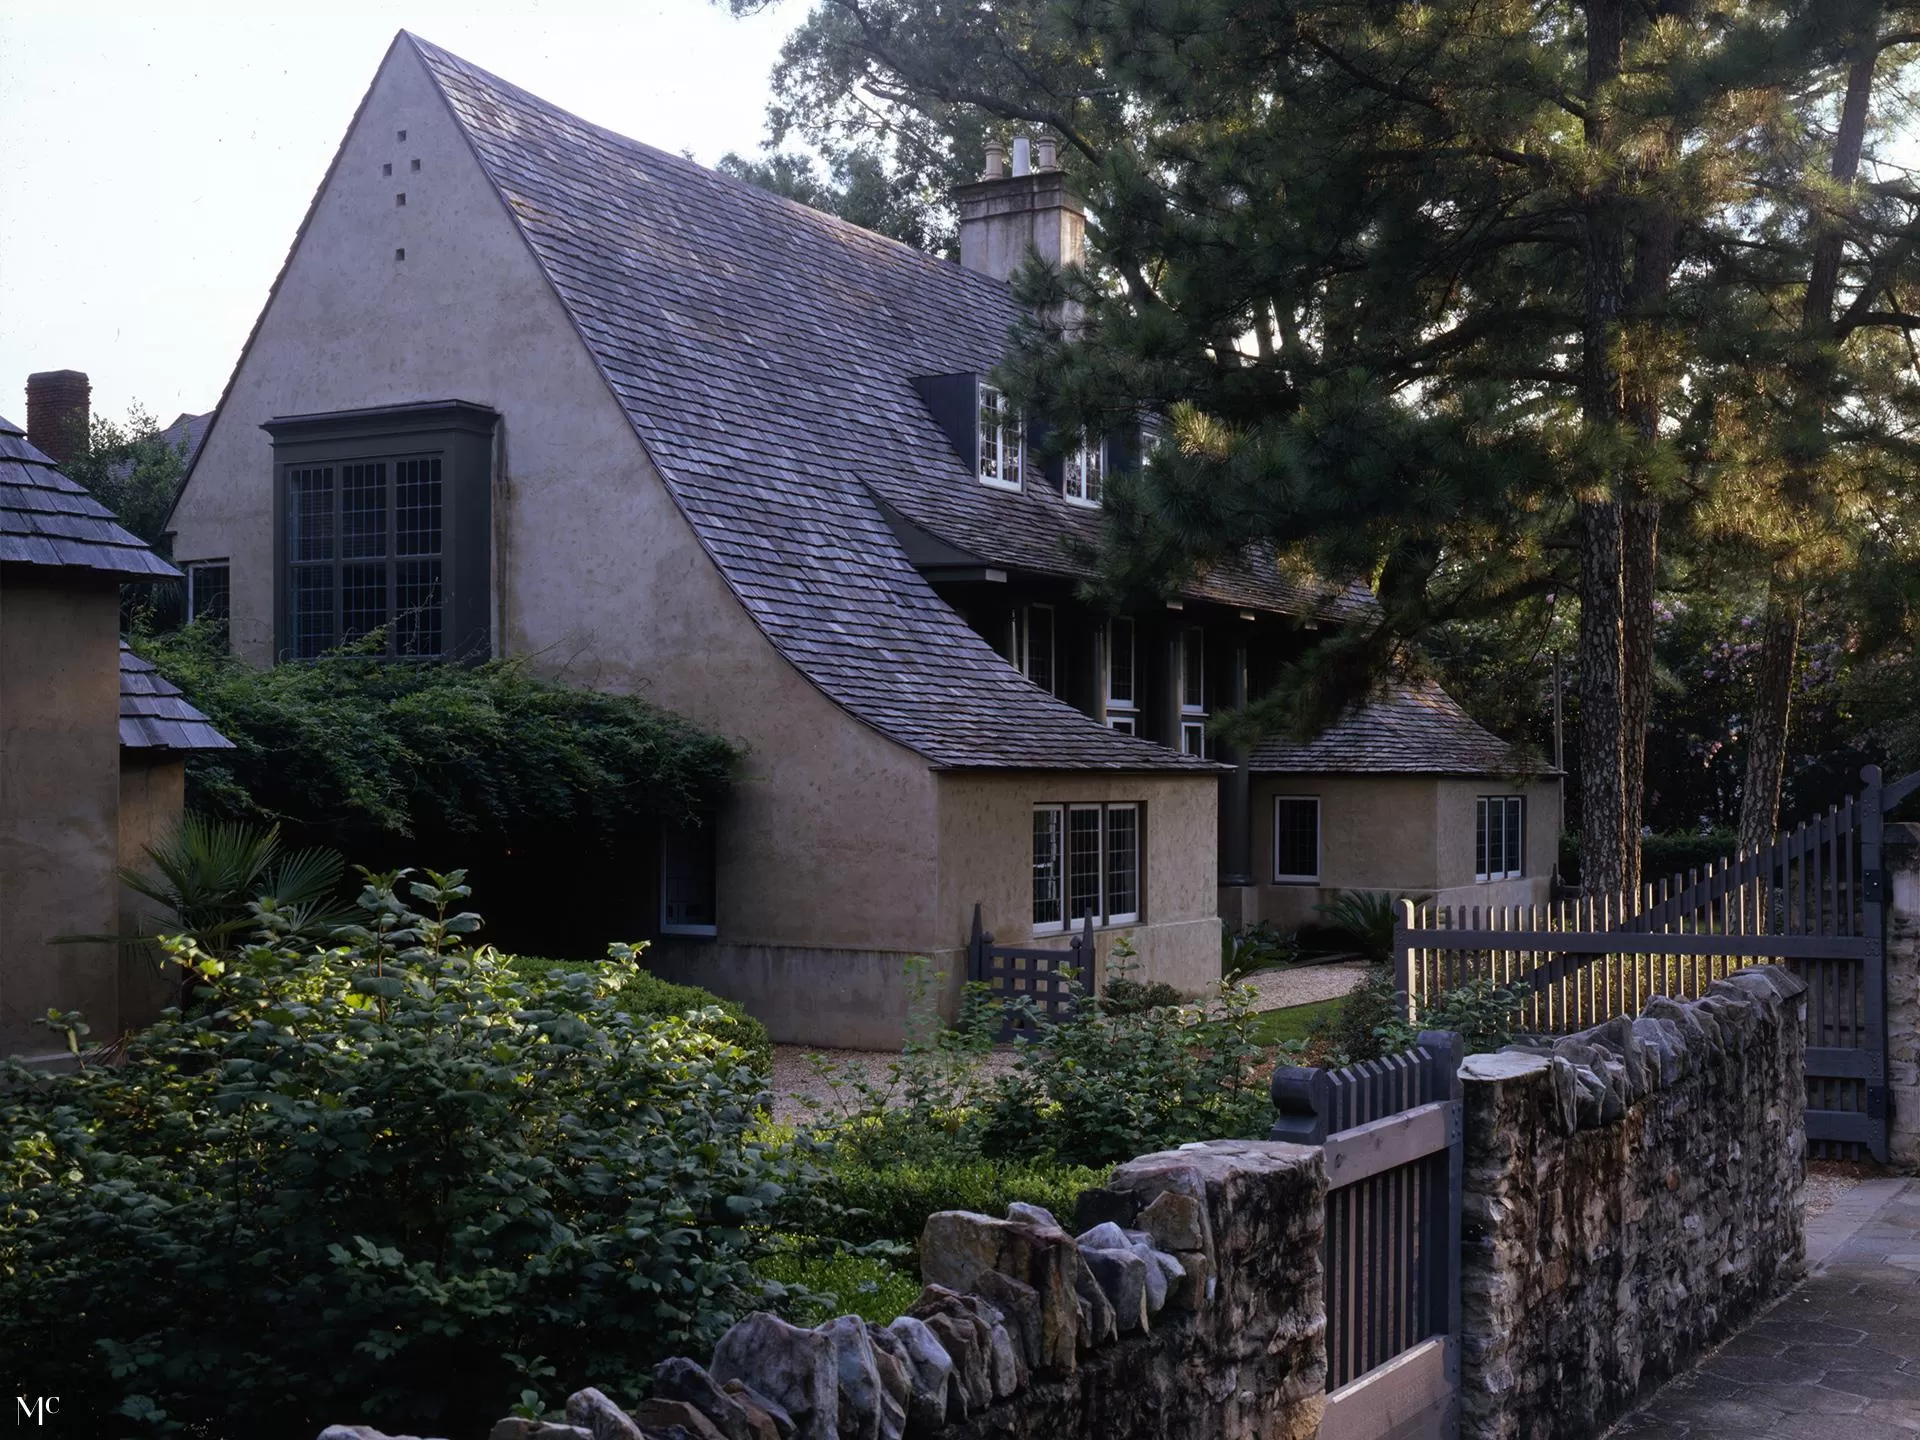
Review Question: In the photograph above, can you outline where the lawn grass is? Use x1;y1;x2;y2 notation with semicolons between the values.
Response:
1247;997;1344;1047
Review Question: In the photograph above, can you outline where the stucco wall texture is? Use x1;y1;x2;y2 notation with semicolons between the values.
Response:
166;42;1221;1048
117;755;186;1034
0;577;123;1057
1246;774;1561;934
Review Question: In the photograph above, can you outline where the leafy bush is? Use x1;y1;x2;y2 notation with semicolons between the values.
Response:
507;954;772;1077
1304;966;1527;1066
803;955;1273;1172
810;1156;1104;1252
1101;976;1188;1014
0;872;811;1437
754;1246;923;1326
137;627;737;844
1225;919;1301;973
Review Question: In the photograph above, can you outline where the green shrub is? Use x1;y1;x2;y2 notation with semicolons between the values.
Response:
1224;920;1301;973
811;1156;1104;1252
507;953;772;1077
1101;976;1188;1014
754;1245;923;1326
136;627;736;843
0;871;811;1437
1305;966;1527;1066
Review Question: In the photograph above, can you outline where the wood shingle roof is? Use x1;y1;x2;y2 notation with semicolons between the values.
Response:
118;644;233;752
1247;680;1547;776
0;415;178;579
410;35;1225;771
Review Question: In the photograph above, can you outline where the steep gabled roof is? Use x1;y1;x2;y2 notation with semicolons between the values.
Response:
118;644;233;752
409;35;1210;771
1248;679;1548;776
0;415;178;579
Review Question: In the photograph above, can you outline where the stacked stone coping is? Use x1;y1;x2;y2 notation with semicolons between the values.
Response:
1456;963;1810;1440
320;1138;1328;1440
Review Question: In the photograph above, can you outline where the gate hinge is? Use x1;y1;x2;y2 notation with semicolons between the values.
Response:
1868;1086;1888;1120
1864;867;1887;903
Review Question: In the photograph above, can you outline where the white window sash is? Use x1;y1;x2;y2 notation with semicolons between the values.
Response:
1033;803;1066;932
1105;802;1141;924
979;383;1024;491
1107;618;1136;709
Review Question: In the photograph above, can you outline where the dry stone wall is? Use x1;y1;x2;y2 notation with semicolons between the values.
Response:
319;968;1811;1440
1456;965;1808;1440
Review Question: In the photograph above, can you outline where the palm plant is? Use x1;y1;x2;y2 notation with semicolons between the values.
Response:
1312;891;1420;968
63;818;349;1013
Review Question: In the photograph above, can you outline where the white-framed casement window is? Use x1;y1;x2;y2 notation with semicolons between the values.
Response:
1106;617;1137;732
978;383;1024;490
1273;796;1321;884
1005;604;1056;694
1179;627;1207;756
1476;796;1526;882
1033;801;1144;931
1064;434;1105;506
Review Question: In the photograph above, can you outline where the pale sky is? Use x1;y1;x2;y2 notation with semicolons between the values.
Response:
0;0;803;427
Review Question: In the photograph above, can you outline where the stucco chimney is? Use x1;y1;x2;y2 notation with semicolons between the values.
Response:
26;370;91;467
955;135;1085;284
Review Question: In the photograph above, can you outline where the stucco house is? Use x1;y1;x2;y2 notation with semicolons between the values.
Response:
164;34;1553;1045
0;413;230;1059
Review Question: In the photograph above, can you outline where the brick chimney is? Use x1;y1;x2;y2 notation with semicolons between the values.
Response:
26;370;91;468
954;134;1085;284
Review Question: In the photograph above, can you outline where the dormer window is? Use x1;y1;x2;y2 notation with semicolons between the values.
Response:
1064;435;1105;506
978;384;1024;490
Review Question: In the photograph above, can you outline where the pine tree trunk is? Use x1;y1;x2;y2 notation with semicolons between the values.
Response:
1577;500;1627;896
1620;499;1658;896
1736;45;1877;846
1576;0;1630;899
1739;585;1804;855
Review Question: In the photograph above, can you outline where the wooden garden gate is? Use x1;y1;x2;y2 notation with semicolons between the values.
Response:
1271;1032;1465;1440
1396;764;1919;1163
966;905;1092;1040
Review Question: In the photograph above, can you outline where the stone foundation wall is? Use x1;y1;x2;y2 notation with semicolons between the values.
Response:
1457;966;1809;1440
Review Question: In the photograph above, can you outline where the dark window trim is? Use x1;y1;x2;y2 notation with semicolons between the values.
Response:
265;400;496;663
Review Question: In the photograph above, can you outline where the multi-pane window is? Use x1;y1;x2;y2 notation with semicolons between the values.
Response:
286;455;444;659
1180;627;1207;757
1033;802;1144;930
185;560;230;625
1273;797;1321;883
1106;617;1137;733
1064;435;1105;505
978;383;1024;489
1476;796;1526;882
1005;604;1056;694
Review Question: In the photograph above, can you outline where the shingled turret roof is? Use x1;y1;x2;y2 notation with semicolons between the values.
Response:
118;645;233;752
0;415;178;578
1247;680;1550;776
400;35;1232;771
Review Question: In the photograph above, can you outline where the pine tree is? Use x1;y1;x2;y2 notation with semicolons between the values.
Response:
741;0;1920;883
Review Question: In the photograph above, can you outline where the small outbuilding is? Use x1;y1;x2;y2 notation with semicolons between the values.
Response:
0;413;229;1059
1238;680;1561;932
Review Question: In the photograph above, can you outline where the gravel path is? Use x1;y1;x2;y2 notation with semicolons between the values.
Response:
768;963;1374;1128
1803;1163;1871;1220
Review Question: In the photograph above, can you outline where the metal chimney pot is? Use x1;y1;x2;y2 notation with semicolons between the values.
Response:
1011;137;1031;176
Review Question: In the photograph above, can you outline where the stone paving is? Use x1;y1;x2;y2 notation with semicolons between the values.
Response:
1609;1177;1920;1436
